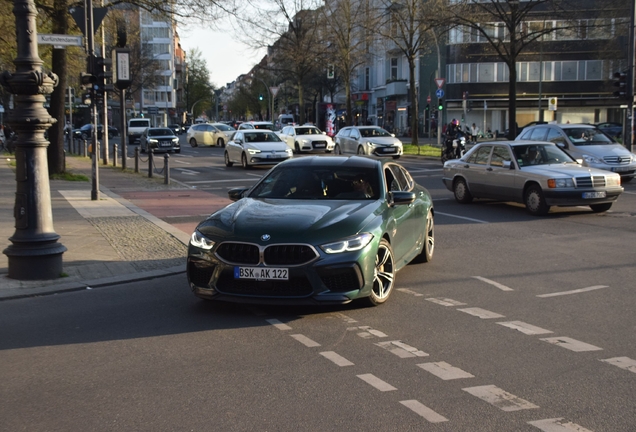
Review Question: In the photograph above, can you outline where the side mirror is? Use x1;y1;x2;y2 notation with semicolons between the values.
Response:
556;141;566;149
234;138;243;144
502;160;513;169
228;187;249;202
388;191;416;206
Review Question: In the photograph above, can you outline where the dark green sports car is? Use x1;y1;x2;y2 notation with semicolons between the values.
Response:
187;156;434;306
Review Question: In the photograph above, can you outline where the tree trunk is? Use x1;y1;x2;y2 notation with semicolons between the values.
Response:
507;59;517;140
297;79;305;124
409;58;418;146
47;0;68;175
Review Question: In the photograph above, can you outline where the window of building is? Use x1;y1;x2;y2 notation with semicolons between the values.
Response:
390;58;398;81
365;67;370;90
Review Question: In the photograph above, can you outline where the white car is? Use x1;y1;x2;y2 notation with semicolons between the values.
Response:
277;125;335;153
224;130;293;169
334;126;403;159
238;121;275;130
187;123;236;147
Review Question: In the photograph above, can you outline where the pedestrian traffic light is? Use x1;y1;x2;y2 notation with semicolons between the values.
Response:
258;94;263;101
613;71;628;99
425;104;429;111
438;99;444;111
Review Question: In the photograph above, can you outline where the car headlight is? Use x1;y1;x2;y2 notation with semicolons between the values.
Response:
582;154;602;165
172;138;179;144
190;230;215;250
149;139;158;144
285;148;293;155
630;153;636;163
606;175;621;187
247;148;261;155
320;233;374;254
301;139;310;145
364;141;376;148
547;178;574;188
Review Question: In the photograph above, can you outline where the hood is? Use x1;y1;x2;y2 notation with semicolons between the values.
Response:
521;163;613;177
362;136;402;146
570;144;633;158
197;198;381;244
247;142;289;152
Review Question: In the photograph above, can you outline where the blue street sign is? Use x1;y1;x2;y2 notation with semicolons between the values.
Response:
436;89;444;99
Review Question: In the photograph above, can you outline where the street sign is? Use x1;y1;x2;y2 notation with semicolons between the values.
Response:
427;95;431;103
270;87;279;97
548;97;558;111
37;34;83;46
436;89;444;99
435;78;445;89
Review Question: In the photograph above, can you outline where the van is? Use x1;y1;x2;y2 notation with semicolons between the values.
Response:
127;118;151;144
276;114;295;130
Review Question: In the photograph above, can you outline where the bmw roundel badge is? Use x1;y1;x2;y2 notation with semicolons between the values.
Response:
261;234;271;241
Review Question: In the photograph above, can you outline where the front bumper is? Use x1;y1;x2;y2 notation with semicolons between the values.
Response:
586;162;636;178
543;187;623;206
370;145;402;157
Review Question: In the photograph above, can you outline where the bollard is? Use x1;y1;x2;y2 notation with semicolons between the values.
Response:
164;153;170;185
134;147;139;173
113;144;118;167
82;139;87;157
148;149;153;178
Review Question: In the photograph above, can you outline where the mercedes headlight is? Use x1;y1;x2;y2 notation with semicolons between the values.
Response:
190;230;215;250
581;154;602;165
320;233;374;254
547;178;574;188
606;175;621;187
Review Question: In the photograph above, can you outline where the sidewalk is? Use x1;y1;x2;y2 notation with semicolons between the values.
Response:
0;154;232;300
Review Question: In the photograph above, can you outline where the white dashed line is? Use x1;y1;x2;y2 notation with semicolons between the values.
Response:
426;297;467;307
435;211;489;223
417;361;475;380
463;385;539;411
397;288;424;296
497;321;554;335
400;400;448;423
348;326;388;338
290;334;320;347
540;337;603;352
528;418;594;431
320;351;354;367
357;374;397;392
537;285;609;298
457;307;505;319
473;276;514;291
176;168;198;175
266;319;292;330
375;341;429;358
600;357;636;373
172;159;191;164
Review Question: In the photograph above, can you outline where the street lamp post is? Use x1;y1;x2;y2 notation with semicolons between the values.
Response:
0;0;67;279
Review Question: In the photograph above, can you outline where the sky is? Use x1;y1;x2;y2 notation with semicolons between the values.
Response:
178;24;267;89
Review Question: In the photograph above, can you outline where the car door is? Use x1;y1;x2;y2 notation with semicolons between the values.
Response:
279;126;294;149
460;145;493;196
479;145;518;200
346;128;361;153
227;131;243;162
384;164;418;264
336;128;350;152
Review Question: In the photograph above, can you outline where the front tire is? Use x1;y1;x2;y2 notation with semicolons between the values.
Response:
525;185;550;216
412;209;434;263
241;153;250;169
217;138;225;147
365;239;395;306
294;142;301;153
453;178;473;203
334;144;342;155
190;138;198;147
357;146;365;155
224;151;233;167
590;203;612;213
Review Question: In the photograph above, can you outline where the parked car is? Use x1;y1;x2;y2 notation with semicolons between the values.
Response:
334;126;403;159
139;127;181;153
73;124;119;140
595;122;622;138
442;141;623;216
516;123;636;183
277;124;335;153
238;121;275;130
224;130;292;169
187;123;236;147
187;156;434;306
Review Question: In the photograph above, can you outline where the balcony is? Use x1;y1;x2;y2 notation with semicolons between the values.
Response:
385;79;407;96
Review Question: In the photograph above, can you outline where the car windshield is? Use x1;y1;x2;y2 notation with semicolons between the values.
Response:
360;127;392;138
564;128;614;145
249;166;380;200
129;120;149;128
244;132;282;142
148;128;173;136
296;127;322;135
513;144;576;167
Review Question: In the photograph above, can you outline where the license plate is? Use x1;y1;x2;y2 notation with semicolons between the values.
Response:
383;147;396;153
234;267;288;280
314;143;325;148
582;191;606;199
266;153;278;158
160;142;172;147
612;166;629;172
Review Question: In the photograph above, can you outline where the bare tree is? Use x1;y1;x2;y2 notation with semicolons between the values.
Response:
373;0;449;146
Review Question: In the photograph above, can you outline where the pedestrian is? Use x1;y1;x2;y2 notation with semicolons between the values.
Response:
470;123;479;144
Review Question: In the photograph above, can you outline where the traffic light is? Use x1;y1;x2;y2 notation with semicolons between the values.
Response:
258;94;263;101
613;71;628;99
438;99;444;111
92;56;113;97
425;104;429;111
327;64;335;79
80;72;96;90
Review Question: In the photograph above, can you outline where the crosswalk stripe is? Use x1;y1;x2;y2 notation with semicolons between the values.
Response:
497;321;554;335
357;374;397;391
540;337;603;352
528;418;594;431
400;400;448;423
600;356;636;373
457;307;505;319
417;361;474;380
463;385;539;411
266;318;292;330
320;351;354;367
290;334;320;347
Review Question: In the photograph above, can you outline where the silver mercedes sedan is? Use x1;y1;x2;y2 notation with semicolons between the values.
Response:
442;141;624;216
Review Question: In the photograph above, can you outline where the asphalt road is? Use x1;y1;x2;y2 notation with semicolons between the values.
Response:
2;142;635;431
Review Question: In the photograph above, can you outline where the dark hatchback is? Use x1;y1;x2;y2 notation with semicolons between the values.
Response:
187;156;435;306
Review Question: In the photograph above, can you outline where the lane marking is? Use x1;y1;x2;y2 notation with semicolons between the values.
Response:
348;326;387;338
357;374;397;392
497;321;553;335
435;211;489;223
332;312;357;324
473;276;514;291
457;307;505;319
176;168;198;175
417;361;475;380
397;288;423;297
426;297;467;307
320;351;354;367
537;285;609;298
540;337;603;352
600;357;636;373
172;159;191;164
266;319;292;330
463;384;539;411
399;400;448;423
290;334;320;347
528;418;594;431
375;341;429;358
